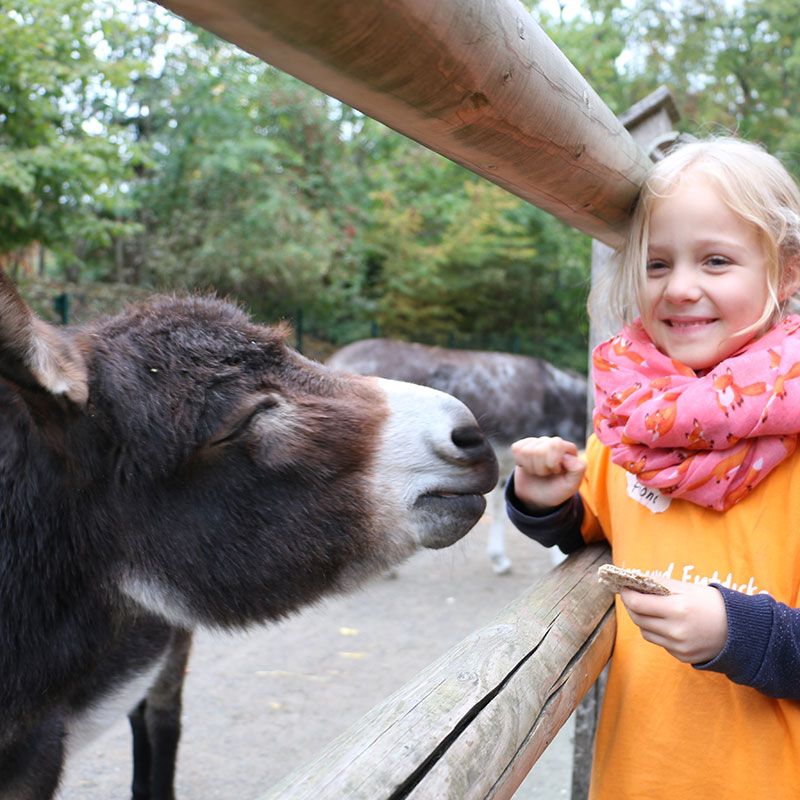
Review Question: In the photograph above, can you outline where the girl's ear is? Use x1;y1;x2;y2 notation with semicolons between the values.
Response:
779;254;800;303
0;270;88;405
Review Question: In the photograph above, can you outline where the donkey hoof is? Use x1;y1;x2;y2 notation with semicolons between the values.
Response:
490;554;512;575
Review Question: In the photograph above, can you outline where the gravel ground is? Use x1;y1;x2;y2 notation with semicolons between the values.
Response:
57;515;574;799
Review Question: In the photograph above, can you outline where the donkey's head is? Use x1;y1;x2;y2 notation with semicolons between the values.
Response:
0;273;497;630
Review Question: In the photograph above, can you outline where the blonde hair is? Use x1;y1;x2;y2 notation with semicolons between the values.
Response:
593;137;800;334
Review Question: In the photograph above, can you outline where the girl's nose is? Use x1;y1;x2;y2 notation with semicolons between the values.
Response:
663;265;702;303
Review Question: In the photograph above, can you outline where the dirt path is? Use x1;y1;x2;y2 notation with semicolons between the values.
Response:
58;517;573;799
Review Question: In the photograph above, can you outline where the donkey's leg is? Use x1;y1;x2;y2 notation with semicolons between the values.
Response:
0;714;66;800
129;698;153;800
129;628;193;800
485;479;512;574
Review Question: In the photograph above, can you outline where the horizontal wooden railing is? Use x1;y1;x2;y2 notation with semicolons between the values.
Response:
258;544;614;800
153;0;650;247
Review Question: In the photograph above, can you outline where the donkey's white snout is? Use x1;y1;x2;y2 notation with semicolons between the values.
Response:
373;377;498;497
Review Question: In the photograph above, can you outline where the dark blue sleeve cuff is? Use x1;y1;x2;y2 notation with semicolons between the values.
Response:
504;475;585;554
695;585;800;700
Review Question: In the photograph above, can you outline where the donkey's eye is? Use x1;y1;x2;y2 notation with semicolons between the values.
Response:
208;396;280;448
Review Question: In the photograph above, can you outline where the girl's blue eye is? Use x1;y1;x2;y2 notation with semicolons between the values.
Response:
646;260;668;273
707;256;729;267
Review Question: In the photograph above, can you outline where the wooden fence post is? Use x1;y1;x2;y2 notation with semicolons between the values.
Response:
571;85;680;800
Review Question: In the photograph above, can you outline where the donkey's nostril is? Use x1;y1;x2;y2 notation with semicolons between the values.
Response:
451;424;486;450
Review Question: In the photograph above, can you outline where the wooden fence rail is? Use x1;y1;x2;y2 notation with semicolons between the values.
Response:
257;545;613;800
154;0;651;247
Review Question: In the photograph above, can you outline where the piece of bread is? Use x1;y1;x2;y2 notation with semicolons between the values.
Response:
597;564;670;595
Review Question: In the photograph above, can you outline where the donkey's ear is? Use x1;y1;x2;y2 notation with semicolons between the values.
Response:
0;271;88;405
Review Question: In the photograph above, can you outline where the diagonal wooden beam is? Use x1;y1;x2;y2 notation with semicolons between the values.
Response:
254;544;613;800
152;0;652;246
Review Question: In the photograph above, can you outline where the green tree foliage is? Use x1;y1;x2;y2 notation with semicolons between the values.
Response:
120;27;591;367
620;0;800;171
4;0;800;373
0;0;146;274
124;34;379;331
531;0;800;171
364;152;589;369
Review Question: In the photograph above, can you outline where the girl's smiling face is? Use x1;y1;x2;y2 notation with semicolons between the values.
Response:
640;170;771;371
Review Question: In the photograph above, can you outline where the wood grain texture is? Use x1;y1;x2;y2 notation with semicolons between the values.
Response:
258;544;613;800
152;0;651;245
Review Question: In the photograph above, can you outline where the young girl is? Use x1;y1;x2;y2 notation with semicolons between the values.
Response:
507;137;800;798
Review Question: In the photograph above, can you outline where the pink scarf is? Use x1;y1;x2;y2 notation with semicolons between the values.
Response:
592;315;800;510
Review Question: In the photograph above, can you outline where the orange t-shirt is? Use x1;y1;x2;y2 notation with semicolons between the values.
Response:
579;434;800;799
